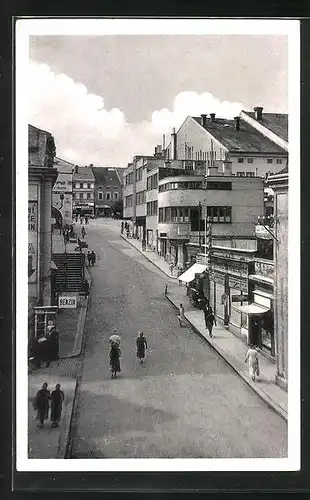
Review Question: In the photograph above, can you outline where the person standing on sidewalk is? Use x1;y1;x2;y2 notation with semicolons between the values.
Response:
81;226;86;239
245;345;259;381
49;326;60;361
50;384;65;427
177;303;186;327
136;331;148;363
34;383;50;428
90;250;96;266
169;263;174;276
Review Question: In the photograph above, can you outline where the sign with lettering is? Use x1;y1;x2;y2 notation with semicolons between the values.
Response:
231;294;248;302
58;295;77;308
229;276;248;292
210;271;225;285
28;201;38;283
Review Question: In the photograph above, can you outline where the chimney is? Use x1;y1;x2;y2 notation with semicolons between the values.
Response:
201;114;207;127
162;134;166;151
89;163;93;167
234;116;240;131
254;106;263;121
171;128;177;160
210;113;216;122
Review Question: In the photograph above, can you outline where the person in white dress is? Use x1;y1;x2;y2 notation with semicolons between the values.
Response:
245;345;259;381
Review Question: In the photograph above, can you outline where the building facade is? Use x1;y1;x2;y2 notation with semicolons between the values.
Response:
72;165;95;217
92;166;123;217
52;157;74;226
28;124;58;338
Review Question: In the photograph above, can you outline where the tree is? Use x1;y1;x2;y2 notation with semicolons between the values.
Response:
110;199;123;218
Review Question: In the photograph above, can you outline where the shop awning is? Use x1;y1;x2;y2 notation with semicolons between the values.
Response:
233;303;270;315
178;263;207;283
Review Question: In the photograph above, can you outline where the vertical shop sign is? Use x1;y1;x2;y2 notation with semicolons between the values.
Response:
28;201;38;283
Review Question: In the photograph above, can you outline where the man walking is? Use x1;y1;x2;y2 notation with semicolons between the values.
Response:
204;306;217;338
90;250;96;266
34;382;50;428
50;384;65;427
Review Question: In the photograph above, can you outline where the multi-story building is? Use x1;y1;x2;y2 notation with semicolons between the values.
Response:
52;157;74;226
165;109;288;178
72;165;95;218
28;124;58;340
91;166;123;217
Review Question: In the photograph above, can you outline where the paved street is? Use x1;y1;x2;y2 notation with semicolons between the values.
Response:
70;219;287;459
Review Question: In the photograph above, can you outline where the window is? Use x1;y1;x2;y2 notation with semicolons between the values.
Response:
276;159;283;164
87;183;91;189
106;192;111;201
98;192;103;200
83;182;88;188
247;158;254;163
136;167;143;181
206;206;232;223
90;183;94;189
267;159;273;164
206;181;232;190
147;200;158;216
236;171;245;177
114;192;118;200
158;208;164;222
246;172;255;177
238;158;244;163
87;193;91;199
106;185;110;190
75;183;81;189
83;193;87;200
125;195;133;207
74;193;79;199
98;186;103;190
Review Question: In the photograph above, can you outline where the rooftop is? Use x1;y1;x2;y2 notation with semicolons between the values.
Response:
242;111;288;142
91;166;122;186
192;116;286;154
54;157;75;173
72;166;95;181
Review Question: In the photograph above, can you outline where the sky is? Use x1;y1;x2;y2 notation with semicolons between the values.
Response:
29;35;288;167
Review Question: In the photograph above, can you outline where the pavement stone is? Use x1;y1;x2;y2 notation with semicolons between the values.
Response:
120;227;288;421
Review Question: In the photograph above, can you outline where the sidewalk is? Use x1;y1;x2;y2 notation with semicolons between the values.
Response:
121;232;288;421
120;233;178;279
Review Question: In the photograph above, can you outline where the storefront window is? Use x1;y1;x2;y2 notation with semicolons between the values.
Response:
261;309;274;353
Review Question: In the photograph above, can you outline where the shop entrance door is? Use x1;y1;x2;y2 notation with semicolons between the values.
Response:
249;315;262;347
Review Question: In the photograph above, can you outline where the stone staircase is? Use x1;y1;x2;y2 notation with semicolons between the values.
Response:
52;253;85;294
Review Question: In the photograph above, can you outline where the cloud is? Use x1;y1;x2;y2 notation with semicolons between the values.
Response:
28;62;245;166
151;91;245;133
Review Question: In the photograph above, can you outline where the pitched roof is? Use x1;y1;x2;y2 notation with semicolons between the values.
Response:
54;157;74;173
242;112;288;142
192;116;286;154
91;167;122;186
72;166;95;181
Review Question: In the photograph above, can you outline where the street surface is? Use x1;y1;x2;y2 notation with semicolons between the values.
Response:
70;219;287;458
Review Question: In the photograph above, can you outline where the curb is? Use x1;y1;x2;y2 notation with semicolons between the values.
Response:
120;233;178;280
165;293;288;422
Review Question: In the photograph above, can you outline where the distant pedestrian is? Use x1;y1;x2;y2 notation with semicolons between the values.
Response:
81;226;86;239
75;215;78;223
90;250;96;266
87;251;92;266
34;382;50;428
81;278;90;297
121;221;124;234
126;227;130;238
110;342;121;378
136;331;148;363
85;215;88;225
205;310;216;338
50;384;65;427
49;326;60;361
245;345;259;381
177;303;186;327
169;263;174;275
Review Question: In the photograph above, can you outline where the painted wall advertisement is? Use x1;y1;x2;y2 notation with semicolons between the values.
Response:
28;200;38;283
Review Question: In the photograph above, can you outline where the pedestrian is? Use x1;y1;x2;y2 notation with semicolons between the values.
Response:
50;384;65;427
205;309;216;338
49;326;60;361
136;331;148;363
33;382;50;428
245;345;259;381
121;221;124;234
169;263;174;275
85;215;88;225
81;278;90;297
110;342;121;378
75;215;78;223
87;251;92;266
81;226;86;239
177;303;186;327
90;250;96;266
126;227;130;238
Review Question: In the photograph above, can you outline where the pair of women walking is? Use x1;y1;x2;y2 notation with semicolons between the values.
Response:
109;331;148;378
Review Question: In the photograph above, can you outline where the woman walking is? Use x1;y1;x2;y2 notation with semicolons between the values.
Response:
110;342;121;378
245;345;259;381
50;384;65;427
136;331;148;363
